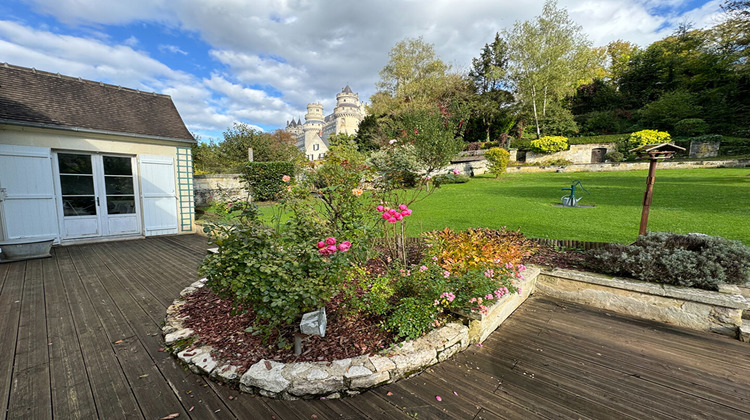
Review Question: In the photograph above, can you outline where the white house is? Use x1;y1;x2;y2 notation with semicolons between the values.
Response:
0;63;196;244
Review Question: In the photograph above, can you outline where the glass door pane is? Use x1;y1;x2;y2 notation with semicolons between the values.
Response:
103;156;135;214
58;153;97;216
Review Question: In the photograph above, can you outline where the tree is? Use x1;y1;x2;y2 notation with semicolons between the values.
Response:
469;33;509;94
221;124;302;164
607;40;640;84
504;0;597;138
376;36;449;99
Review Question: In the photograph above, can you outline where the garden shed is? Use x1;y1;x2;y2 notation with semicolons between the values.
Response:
0;63;196;244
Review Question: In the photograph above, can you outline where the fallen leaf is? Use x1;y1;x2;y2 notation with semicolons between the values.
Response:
311;415;318;419
435;395;442;402
159;414;179;419
264;361;272;370
386;391;393;396
139;374;149;379
158;348;165;352
114;340;124;344
453;391;458;396
189;406;194;412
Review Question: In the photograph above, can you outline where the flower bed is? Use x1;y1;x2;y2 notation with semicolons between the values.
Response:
162;267;540;399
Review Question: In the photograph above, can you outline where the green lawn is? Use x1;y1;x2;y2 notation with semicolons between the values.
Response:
246;167;749;245
401;167;750;245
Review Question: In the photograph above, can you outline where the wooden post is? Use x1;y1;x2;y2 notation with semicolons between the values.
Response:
248;148;253;162
639;158;658;236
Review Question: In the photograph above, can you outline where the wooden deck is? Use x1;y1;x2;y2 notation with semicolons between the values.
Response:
1;234;749;419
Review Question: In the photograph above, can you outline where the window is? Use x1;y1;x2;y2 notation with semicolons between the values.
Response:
308;154;314;161
313;143;319;151
318;153;325;159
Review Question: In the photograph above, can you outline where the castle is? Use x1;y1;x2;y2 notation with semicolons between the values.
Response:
285;85;367;161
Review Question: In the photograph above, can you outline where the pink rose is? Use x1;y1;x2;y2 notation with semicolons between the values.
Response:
387;217;397;223
338;241;351;252
377;205;384;212
388;209;397;215
326;237;337;245
395;214;403;221
326;245;337;254
317;241;325;249
401;210;410;216
318;248;328;256
382;212;390;220
399;204;407;211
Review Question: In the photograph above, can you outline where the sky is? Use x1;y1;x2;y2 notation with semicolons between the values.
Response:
0;0;727;142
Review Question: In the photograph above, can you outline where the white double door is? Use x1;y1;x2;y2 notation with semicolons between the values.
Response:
54;152;141;240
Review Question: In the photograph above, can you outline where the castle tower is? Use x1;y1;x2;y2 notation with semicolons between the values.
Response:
285;86;367;161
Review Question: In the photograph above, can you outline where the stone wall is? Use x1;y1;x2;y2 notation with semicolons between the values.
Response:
525;143;618;164
535;268;750;339
689;141;720;158
194;174;247;206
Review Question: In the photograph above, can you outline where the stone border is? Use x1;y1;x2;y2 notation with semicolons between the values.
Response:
162;269;540;400
536;268;750;341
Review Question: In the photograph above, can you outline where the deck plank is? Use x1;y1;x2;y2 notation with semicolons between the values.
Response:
54;247;142;418
42;254;98;419
0;261;25;420
66;244;190;420
85;242;235;420
3;235;750;419
6;259;52;420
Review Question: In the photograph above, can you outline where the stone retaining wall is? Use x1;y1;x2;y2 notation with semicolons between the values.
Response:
536;268;750;340
162;268;540;399
194;174;247;206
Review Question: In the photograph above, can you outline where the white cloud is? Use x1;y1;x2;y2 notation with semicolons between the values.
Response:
4;0;727;134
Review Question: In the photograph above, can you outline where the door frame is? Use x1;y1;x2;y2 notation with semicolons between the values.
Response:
52;150;143;241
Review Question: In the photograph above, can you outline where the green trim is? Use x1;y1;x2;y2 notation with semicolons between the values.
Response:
176;147;194;232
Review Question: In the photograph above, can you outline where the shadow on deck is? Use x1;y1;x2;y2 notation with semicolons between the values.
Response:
1;235;748;419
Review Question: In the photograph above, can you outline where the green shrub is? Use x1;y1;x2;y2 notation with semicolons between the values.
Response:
433;172;470;185
485;147;510;178
585;232;750;291
241;161;295;201
627;130;671;148
368;143;423;188
200;216;354;342
689;134;723;143
674;118;709;137
530;136;569;154
541;158;573;166
604;151;624;162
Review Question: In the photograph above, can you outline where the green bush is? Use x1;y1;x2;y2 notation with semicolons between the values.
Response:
241;161;295;201
585;232;750;291
433;172;470;185
541;158;573;166
368;143;423;188
200;216;354;343
604;151;624;162
674;118;709;137
530;136;569;154
627;130;671;148
485;147;510;178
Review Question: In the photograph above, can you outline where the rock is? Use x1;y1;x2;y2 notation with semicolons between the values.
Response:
437;342;461;362
350;371;390;389
192;348;218;375
165;328;193;346
306;368;329;380
740;325;750;343
369;356;396;373
344;365;372;379
177;348;200;364
180;286;198;297
240;360;290;394
391;349;437;376
287;376;344;396
190;279;207;289
212;364;242;383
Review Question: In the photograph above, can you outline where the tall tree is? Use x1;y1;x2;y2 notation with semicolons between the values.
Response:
504;0;597;138
375;36;449;102
469;33;509;94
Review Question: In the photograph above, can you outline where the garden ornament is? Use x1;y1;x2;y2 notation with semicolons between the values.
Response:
295;307;327;355
561;180;589;207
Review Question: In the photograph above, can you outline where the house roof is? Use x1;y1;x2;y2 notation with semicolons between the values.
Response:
0;63;194;143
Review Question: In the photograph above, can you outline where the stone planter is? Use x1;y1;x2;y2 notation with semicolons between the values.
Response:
163;267;541;399
0;238;54;263
536;268;750;341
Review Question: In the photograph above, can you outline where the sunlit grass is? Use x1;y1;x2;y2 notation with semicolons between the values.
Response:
250;167;750;245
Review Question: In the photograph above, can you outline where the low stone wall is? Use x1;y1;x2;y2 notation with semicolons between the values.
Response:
525;143;617;164
194;174;247;206
162;268;540;399
535;268;750;340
